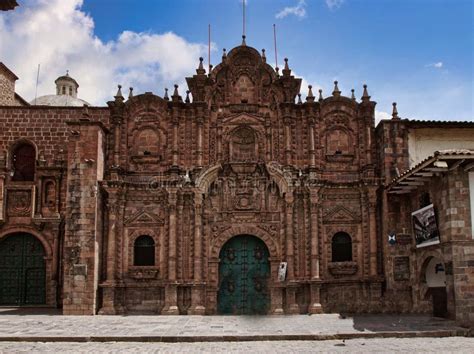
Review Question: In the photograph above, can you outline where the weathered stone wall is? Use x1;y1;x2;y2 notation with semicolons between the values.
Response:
0;73;16;106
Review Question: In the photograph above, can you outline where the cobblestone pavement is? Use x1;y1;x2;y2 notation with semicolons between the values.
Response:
0;337;473;353
0;309;466;339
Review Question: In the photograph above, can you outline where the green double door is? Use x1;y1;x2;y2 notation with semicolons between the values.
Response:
0;233;46;305
217;235;270;315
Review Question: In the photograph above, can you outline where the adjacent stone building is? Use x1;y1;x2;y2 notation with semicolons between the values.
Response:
0;42;472;325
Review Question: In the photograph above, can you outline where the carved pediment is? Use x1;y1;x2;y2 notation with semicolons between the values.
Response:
323;205;360;224
222;113;264;125
124;210;164;226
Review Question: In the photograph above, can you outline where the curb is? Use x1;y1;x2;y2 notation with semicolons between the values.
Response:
0;329;469;343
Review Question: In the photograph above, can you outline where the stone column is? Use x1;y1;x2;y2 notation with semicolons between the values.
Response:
197;116;203;167
309;191;320;279
189;193;206;315
285;195;294;280
172;114;179;167
98;190;125;315
308;118;316;168
162;189;179;314
368;187;378;277
284;117;292;165
217;122;223;161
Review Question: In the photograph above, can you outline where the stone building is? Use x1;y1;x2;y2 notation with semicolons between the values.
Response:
0;42;473;324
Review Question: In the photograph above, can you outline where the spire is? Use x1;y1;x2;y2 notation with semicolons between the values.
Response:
282;58;291;76
351;89;356;101
332;80;341;97
318;89;323;102
241;35;247;46
185;90;191;103
196;57;206;75
361;84;370;101
297;93;302;104
306;85;315;103
128;87;134;99
392;102;399;119
163;88;169;101
114;84;124;102
261;49;266;63
172;84;181;102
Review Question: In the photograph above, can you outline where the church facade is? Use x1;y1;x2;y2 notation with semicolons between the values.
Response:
0;43;473;324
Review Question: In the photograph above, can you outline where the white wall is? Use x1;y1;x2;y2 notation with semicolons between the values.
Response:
408;128;474;167
425;257;446;287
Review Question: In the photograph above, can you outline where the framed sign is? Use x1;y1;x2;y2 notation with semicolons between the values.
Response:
412;204;440;248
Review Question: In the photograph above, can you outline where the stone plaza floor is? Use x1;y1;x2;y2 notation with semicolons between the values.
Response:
0;308;471;352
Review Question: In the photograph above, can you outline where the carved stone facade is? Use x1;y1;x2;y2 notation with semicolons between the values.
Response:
0;44;472;323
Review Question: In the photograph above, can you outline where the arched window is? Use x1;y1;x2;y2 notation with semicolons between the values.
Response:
133;235;155;266
12;143;36;181
332;232;352;262
62;86;66;95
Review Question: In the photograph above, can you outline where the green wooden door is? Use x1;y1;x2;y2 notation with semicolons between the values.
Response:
217;235;270;315
0;233;46;305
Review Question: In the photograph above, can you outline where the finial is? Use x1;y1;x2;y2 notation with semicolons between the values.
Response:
332;80;341;97
196;57;206;75
283;58;291;76
128;87;134;99
392;102;399;119
361;84;370;101
222;48;227;59
185;90;191;103
164;88;169;101
242;35;246;46
82;104;90;118
172;84;181;102
114;84;124;101
318;89;323;102
297;93;302;104
306;85;315;103
262;49;266;62
275;67;280;76
66;70;69;77
351;89;356;100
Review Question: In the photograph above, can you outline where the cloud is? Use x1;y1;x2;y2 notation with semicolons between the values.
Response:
325;0;345;10
0;0;209;105
426;62;443;69
276;0;307;19
375;110;392;126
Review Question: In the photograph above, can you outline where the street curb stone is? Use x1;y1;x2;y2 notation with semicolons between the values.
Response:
0;329;469;343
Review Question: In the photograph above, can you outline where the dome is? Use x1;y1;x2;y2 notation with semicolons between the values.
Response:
30;95;90;107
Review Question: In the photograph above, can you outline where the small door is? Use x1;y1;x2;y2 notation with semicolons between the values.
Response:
431;287;448;318
217;235;270;315
0;233;46;305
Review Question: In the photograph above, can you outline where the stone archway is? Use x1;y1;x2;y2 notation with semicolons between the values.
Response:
0;232;46;305
421;255;447;318
217;234;270;315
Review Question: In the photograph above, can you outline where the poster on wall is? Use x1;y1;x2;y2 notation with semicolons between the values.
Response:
412;203;440;248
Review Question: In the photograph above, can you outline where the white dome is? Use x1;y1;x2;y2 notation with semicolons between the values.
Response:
30;95;90;107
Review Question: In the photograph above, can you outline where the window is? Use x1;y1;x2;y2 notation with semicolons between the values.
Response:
332;232;352;262
69;87;73;96
62;86;66;95
12;143;36;181
133;235;155;266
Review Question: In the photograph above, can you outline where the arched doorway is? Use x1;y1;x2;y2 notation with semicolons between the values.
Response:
217;235;270;314
0;233;46;305
424;256;447;318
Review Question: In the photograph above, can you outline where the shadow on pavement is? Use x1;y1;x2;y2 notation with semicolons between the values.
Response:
0;307;61;316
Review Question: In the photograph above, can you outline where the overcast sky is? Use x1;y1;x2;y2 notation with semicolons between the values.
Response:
0;0;472;124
